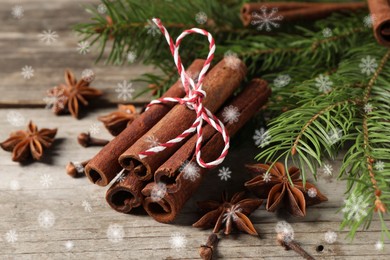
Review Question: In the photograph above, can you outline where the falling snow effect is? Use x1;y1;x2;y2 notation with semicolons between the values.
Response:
253;128;271;147
82;200;92;212
307;187;317;198
145;135;160;149
151;182;167;202
116;171;126;183
64;241;74;251
222;105;240;124
375;241;384;251
374;160;385;172
11;5;24;19
327;128;342;145
359;56;378;76
223;50;241;70
321;163;333;176
180;161;200;182
97;3;107;14
107;224;125;243
324;231;337;244
223;204;242;223
170;232;187;251
43;87;67;112
81;69;95;82
127;51;137;63
315;74;333;93
322;27;333;38
342;194;369;221
364;103;374;114
195;12;207;24
39;30;58;45
40;174;53;188
89;123;101;135
275;221;294;242
5;230;18;243
73;162;85;174
263;172;272;183
363;14;376;28
218;167;232;181
145;20;161;37
251;6;283;31
10;180;21;191
116;80;135;101
6;111;25;127
21;65;34;79
38;210;55;229
273;74;291;88
77;41;90;54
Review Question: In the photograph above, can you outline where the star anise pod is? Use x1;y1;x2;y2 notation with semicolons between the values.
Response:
98;104;139;136
193;191;262;236
0;121;57;162
245;162;328;217
47;69;102;118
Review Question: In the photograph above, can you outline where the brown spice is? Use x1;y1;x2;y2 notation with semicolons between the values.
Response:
199;233;219;260
66;160;90;178
368;0;390;46
77;132;109;147
98;104;139;136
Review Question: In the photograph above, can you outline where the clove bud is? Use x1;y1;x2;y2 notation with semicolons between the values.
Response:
66;160;91;178
77;132;109;147
276;233;315;260
199;233;219;260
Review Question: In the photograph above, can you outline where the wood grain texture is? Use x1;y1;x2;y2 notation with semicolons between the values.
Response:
0;0;389;259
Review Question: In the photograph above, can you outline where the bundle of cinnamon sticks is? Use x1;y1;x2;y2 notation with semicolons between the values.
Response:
85;58;271;223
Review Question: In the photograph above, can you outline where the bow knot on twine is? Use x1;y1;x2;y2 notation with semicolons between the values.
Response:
139;18;230;169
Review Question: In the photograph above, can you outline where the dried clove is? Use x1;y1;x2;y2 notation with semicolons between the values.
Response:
199;233;219;260
66;160;91;178
77;132;109;147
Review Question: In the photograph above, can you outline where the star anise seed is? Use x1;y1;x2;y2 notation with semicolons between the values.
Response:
98;104;139;136
193;191;262;236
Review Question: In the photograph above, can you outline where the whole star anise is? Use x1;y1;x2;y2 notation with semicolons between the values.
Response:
0;121;57;162
245;162;328;217
47;69;102;118
98;104;139;136
193;191;262;236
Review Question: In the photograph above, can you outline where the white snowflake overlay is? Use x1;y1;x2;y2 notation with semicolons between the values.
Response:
5;230;18;243
40;174;53;188
327;128;342;145
6;111;25;127
322;27;333;38
275;221;294;242
151;182;167;202
359;56;378;76
38;210;55;229
145;135;160;149
342;194;369;221
145;20;160;37
43;87;66;112
307;187;317;198
218;167;231;181
89;123;101;135
39;30;58;45
21;65;34;79
273;74;291;88
77;41;90;54
81;69;95;82
73;162;85;175
222;105;240;124
10;180;21;191
127;51;137;63
223;204;242;224
97;3;107;14
263;172;272;183
11;5;24;19
195;12;207;24
180;161;200;182
170;232;187;251
107;224;125;243
116;80;135;101
253;128;271;148
375;241;384;251
364;103;374;114
64;241;74;251
374;160;385;172
324;231;337;244
363;14;376;28
251;6;283;31
224;50;241;70
315;74;333;93
82;200;92;213
116;170;126;183
321;163;333;176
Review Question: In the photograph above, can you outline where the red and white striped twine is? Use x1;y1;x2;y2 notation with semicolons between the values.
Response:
139;18;230;169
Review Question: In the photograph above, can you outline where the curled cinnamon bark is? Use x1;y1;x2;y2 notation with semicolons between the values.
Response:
241;2;367;26
119;58;247;181
368;0;390;47
85;59;205;186
105;170;146;213
142;79;271;223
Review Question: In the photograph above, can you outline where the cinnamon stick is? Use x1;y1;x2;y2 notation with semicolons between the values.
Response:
368;0;390;47
118;59;247;181
105;170;145;213
241;2;367;26
84;59;205;186
142;79;271;223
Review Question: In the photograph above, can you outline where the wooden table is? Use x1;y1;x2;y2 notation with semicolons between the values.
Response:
0;1;388;259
